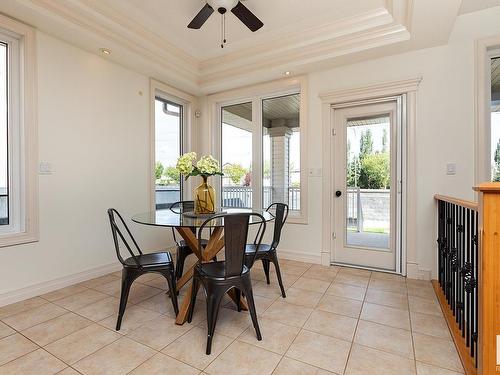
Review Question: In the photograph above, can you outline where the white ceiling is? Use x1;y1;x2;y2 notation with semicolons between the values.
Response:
106;0;385;60
0;0;465;94
459;0;500;14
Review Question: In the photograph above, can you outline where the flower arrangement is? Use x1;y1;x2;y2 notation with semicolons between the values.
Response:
176;152;223;180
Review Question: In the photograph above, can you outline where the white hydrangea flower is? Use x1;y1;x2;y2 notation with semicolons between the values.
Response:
176;152;197;175
196;155;220;175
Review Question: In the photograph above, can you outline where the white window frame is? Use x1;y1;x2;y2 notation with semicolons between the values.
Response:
475;36;500;184
0;15;37;248
208;76;308;224
149;79;196;210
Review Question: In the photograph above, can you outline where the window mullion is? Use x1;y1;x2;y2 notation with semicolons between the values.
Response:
252;98;263;211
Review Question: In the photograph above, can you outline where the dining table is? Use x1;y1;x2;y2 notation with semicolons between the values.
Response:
132;207;274;325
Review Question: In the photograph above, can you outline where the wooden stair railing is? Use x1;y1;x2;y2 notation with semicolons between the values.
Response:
434;184;500;375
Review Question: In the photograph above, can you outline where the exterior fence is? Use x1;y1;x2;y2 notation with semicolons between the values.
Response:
346;188;390;232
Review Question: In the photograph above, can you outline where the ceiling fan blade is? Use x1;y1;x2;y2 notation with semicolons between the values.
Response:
231;1;263;32
188;4;214;29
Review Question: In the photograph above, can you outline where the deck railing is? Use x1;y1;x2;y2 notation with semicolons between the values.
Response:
434;186;500;375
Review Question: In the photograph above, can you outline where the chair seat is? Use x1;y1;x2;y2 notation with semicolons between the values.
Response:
196;261;250;279
124;251;172;268
245;243;272;254
178;239;209;248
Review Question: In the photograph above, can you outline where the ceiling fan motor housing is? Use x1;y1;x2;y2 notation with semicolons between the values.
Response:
207;0;239;12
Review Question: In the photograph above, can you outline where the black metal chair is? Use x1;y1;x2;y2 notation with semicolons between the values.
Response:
187;212;266;355
245;203;289;298
107;208;179;330
169;201;216;280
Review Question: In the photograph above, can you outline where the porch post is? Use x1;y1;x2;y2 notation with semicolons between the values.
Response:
268;123;292;204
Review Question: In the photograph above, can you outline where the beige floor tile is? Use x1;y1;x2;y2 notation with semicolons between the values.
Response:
279;262;311;276
224;294;276;316
53;289;109;311
238;318;300;354
100;305;162;335
198;307;252;339
325;282;366;301
92;279;121;296
345;344;416;375
273;357;334;375
74;296;119;322
135;273;163;284
0;297;48;319
302;265;339;282
286;330;351;374
262;300;313;327
57;367;82;375
368;278;408;294
73;337;156;375
292;277;331;293
82;274;120;289
334;273;370;288
413;333;463;373
354;320;414;358
45;324;121;365
365;288;409;310
0;348;66;375
360;302;410;330
407;283;437;300
140;277;170;290
304;310;358;342
0;333;38;366
129;353;199;375
370;272;406;283
3;303;67;331
127;315;193;350
416;361;464;374
0;321;15;339
277;272;301;289
140;293;178;317
338;267;372;278
317;295;363;318
252;281;284;299
283;287;323;308
22;312;93;346
42;284;89;302
205;340;281;375
162;326;233;370
127;284;164;305
411;312;451;339
409;295;443;317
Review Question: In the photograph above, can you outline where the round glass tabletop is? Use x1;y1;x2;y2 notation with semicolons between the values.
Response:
132;208;274;228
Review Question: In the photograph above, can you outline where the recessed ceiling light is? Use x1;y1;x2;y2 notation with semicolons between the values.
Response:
283;71;291;76
100;48;111;55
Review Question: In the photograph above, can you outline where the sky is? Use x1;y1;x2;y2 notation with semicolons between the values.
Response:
0;44;7;193
346;120;390;161
491;112;500;175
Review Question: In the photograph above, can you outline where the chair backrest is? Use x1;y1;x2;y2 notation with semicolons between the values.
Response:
266;203;289;249
198;212;266;278
107;208;142;267
169;201;196;240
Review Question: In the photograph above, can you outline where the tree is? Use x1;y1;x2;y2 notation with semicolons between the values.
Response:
223;164;247;184
382;128;388;153
347;156;361;187
359;129;373;160
163;166;180;185
358;153;390;189
155;161;164;180
243;172;252;187
494;139;500;181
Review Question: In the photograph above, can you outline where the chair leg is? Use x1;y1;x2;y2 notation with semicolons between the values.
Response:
262;259;271;285
205;287;224;355
234;288;242;312
269;252;286;298
187;276;200;323
175;248;187;280
116;268;133;331
163;267;179;316
241;278;262;341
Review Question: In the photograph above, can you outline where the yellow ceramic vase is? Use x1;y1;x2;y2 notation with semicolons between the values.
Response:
194;176;216;214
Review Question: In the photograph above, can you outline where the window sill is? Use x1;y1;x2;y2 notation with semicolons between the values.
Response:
286;212;308;225
0;231;39;248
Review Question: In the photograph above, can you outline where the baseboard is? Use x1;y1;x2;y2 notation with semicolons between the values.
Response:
278;249;322;264
0;262;122;307
406;262;432;280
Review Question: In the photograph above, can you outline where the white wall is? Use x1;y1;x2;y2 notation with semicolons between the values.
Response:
276;7;500;277
0;32;172;300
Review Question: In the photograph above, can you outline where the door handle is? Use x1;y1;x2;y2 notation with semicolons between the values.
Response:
335;190;342;197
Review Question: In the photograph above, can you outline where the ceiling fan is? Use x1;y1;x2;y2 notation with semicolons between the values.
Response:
188;0;264;48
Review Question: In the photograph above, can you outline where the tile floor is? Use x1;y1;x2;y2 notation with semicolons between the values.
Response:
0;259;464;375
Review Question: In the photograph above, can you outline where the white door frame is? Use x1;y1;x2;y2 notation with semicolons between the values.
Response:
320;78;421;276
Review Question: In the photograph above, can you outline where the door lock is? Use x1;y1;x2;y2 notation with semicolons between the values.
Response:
335;190;342;197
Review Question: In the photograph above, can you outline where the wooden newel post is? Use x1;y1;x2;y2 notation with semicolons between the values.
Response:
473;183;500;375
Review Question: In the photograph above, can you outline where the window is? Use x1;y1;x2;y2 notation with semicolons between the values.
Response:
154;97;183;209
491;56;500;181
0;15;37;247
214;79;307;222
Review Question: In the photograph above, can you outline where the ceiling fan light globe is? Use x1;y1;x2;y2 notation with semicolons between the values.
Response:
207;0;239;11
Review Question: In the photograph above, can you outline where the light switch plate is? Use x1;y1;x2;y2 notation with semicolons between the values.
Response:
39;161;53;175
446;163;456;175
